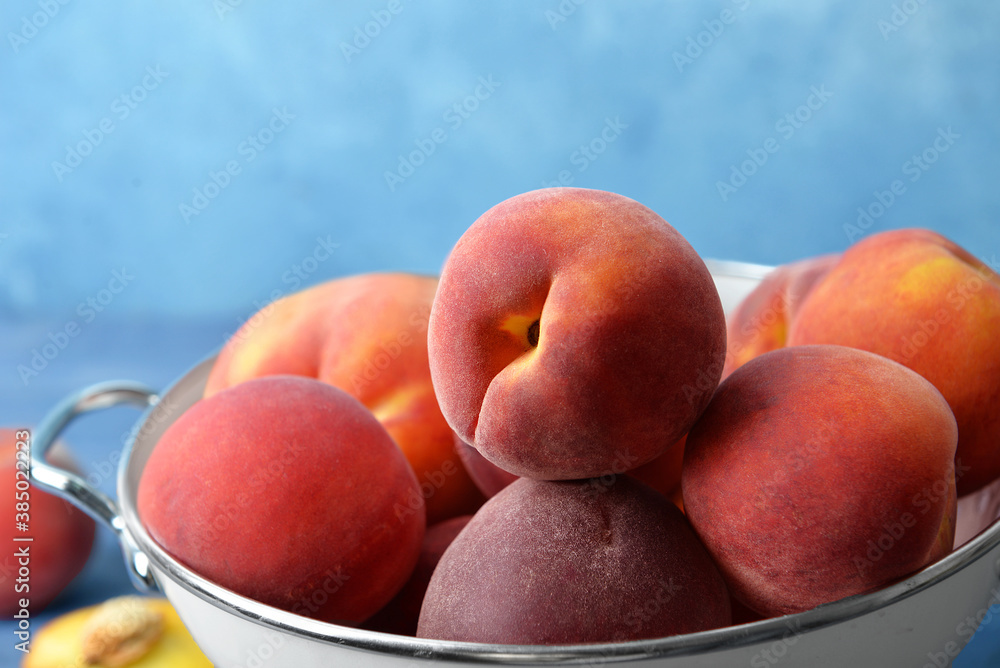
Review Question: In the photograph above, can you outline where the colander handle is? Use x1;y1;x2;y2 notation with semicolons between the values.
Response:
29;381;160;593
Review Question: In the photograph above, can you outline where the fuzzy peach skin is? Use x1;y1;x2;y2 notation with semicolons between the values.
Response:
363;514;472;636
787;229;1000;495
452;434;518;498
2;429;95;616
417;477;731;644
682;345;958;617
138;376;425;624
204;273;485;525
722;253;840;378
455;430;687;508
955;474;1000;548
627;434;687;504
428;187;726;480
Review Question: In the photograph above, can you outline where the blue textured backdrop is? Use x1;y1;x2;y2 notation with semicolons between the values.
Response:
1;1;998;666
2;1;998;319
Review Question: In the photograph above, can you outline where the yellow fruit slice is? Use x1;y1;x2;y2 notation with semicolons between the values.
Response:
23;596;211;668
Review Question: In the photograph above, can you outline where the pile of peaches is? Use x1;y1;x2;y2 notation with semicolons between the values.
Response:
137;188;1000;644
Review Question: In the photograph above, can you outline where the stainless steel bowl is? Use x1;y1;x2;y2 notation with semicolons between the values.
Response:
29;261;1000;667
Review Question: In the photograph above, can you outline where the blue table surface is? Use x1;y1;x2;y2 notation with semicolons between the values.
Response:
1;316;999;666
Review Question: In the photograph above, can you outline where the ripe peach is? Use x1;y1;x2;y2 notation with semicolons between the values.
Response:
2;428;95;616
455;434;686;510
428;187;726;480
955;474;1000;548
138;376;425;624
204;272;485;525
456;427;686;508
417;477;731;644
787;230;1000;495
627;434;687;502
722;253;839;377
363;515;472;636
452;434;517;498
682;345;958;617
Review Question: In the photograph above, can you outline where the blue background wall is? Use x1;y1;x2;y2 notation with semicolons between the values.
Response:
2;1;998;321
1;1;998;665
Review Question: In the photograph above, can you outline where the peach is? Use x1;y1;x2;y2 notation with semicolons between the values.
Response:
682;345;957;617
363;515;472;636
787;229;1000;495
627;434;687;502
452;434;517;498
729;596;766;625
722;253;839;377
456;432;687;509
138;376;425;624
204;272;485;525
955;475;1000;548
417;476;730;644
2;428;95;616
24;596;212;668
428;187;726;480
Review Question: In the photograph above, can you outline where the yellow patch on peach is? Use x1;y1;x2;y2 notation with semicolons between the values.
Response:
788;229;1000;495
206;273;486;524
370;384;429;424
498;314;539;350
429;187;727;480
896;257;961;296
